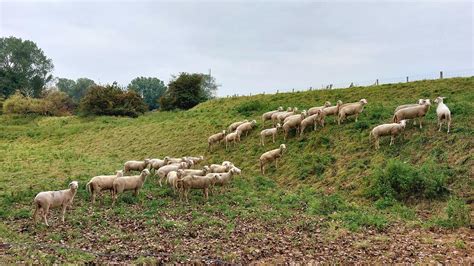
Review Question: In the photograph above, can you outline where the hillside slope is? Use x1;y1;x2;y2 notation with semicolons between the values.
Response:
0;77;472;263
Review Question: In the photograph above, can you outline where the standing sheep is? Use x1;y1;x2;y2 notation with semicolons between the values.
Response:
308;101;331;116
262;106;283;127
392;100;431;129
208;130;226;151
369;120;407;150
112;169;151;206
209;163;232;173
149;158;169;173
165;157;187;164
86;170;124;203
177;173;219;202
275;107;298;125
322;100;343;123
259;144;287;175
283;112;306;140
434;97;452;133
124;159;150;174
225;130;242;150
338;99;368;125
236;120;257;137
186;156;204;165
260;123;282;146
214;167;242;192
166;170;184;192
394;99;425;112
33;181;79;226
228;120;248;132
300;110;325;136
157;162;188;187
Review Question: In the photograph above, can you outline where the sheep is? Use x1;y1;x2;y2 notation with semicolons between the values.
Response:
262;106;284;126
149;158;169;174
434;97;451;133
283;112;306;140
209;163;232;173
181;165;211;177
208;130;226;151
112;169;150;206
300;110;326;136
166;170;184;192
236;120;257;137
260;123;282;146
259;144;286;175
86;170;124;203
369;120;407;150
392;100;431;129
124;159;150;174
177;173;219;202
283;110;307;124
274;107;298;125
214;167;242;192
228;120;248;132
222;161;234;167
338;99;368;125
33;181;79;226
186;156;204;165
394;99;425;112
225;130;241;150
308;101;331;116
165;156;187;164
322;100;343;122
157;162;188;187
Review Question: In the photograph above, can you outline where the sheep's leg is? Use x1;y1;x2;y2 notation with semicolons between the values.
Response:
355;114;358;122
61;204;67;223
272;134;275;143
275;159;278;169
447;119;451;133
43;206;50;226
260;162;265;175
204;188;209;200
375;138;379;150
390;136;394;146
33;206;40;222
419;118;423;129
134;189;139;197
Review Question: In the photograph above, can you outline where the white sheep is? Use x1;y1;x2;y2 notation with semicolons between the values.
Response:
283;112;306;140
157;162;188;187
186;156;204;165
165;156;187;164
222;161;234;167
177;173;219;202
208;130;226;151
308;101;331;116
228;120;248;132
181;165;211;177
394;99;425;112
322;100;343;123
283;110;307;124
166;170;184;192
260;123;282;146
149;158;169;174
274;107;298;125
214;167;242;192
236;120;257;137
338;99;368;125
209;163;232;173
86;170;124;203
392;100;431;129
259;144;286;174
262;106;283;127
225;130;241;150
124;159;150;174
112;169;150;206
300;110;325;136
434;97;452;133
369;120;407;150
33;181;79;226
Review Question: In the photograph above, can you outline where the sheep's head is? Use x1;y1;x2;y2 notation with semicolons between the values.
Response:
360;99;368;105
278;106;283;111
276;123;282;129
177;169;184;178
400;120;407;128
180;162;187;168
222;130;226;135
293;107;298;112
231;167;242;175
222;161;233;167
202;165;210;174
324;101;332;107
142;169;151;176
69;181;79;190
418;99;424;104
301;110;307;117
251;120;257;126
163;157;169;164
424;99;432;106
336;100;343;105
287;107;293;111
434;97;445;104
144;159;150;165
116;170;124;177
280;144;287;153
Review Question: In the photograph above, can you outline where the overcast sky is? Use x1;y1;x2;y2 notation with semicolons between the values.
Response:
1;1;472;96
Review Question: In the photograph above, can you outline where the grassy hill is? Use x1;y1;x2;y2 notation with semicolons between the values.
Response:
0;77;472;263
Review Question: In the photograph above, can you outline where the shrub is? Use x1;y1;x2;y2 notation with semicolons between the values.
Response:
80;85;147;117
444;197;471;228
235;100;264;116
2;91;74;116
366;159;448;201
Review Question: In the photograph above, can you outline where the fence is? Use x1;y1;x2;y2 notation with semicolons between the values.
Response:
223;69;474;98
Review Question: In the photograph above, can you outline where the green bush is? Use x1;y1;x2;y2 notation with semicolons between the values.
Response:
438;197;471;228
366;159;448;201
2;91;74;116
80;85;147;117
235;100;264;116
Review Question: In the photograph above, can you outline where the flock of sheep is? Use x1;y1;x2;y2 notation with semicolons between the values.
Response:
32;96;451;226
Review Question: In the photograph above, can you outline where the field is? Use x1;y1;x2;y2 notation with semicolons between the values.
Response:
0;77;473;263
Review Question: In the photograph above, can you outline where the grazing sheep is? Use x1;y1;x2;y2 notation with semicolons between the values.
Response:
165;156;187;164
149;158;169;173
177;173;219;202
300;110;325;136
181;165;211;177
33;181;79;226
225;130;242;150
283;113;306;140
166;170;184;192
124;159;150;174
274;107;298;125
157;162;188;187
392;100;431;129
228;120;248;132
260;123;282;146
259;144;286;174
112;169;150;206
262;106;283;127
434;97;451;133
222;161;234;167
209;163;232;173
322;100;343;122
236;120;257;137
86;170;124;203
283;110;307;124
186;156;204;165
214;167;242;191
338;99;368;125
394;99;425;112
308;101;331;116
369;120;407;150
208;130;226;151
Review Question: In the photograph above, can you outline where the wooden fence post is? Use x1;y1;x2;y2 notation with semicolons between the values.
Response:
406;76;409;82
440;71;443;79
376;79;379;85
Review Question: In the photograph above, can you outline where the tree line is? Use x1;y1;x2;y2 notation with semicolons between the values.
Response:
0;36;218;116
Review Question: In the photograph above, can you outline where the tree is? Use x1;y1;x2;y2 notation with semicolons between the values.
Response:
0;37;54;98
159;72;218;110
56;77;95;102
128;76;166;110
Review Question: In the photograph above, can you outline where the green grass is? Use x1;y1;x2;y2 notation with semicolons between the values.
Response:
0;77;473;263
